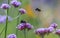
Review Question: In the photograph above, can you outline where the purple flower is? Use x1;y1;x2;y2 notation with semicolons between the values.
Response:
19;8;26;14
10;0;21;7
7;34;17;38
17;22;33;31
46;27;54;33
17;23;25;30
35;28;47;35
0;4;10;9
35;27;54;36
50;23;57;29
0;15;12;23
55;29;60;35
25;23;33;30
0;15;6;23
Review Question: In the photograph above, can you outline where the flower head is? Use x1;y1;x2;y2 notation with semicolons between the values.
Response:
0;4;10;9
55;29;60;36
10;0;21;7
35;28;47;35
44;27;54;35
47;27;54;33
0;15;6;23
25;23;33;31
17;21;33;31
7;34;17;38
0;15;12;23
50;23;57;29
19;8;26;14
17;23;25;30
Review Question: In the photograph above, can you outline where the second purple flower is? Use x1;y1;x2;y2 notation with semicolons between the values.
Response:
17;21;33;31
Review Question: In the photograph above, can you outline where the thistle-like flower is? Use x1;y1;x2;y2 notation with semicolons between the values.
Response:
7;34;17;38
35;28;47;35
10;0;21;7
55;29;60;36
17;21;33;31
19;8;26;14
50;23;57;29
46;27;54;34
35;28;48;38
0;4;10;9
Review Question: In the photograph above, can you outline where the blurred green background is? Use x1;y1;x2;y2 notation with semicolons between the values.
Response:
0;0;60;38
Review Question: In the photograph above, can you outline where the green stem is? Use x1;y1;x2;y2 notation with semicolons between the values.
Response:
16;13;19;33
16;0;22;36
4;9;8;38
59;35;60;38
12;15;20;21
24;29;26;38
41;35;44;38
16;8;20;38
4;0;9;38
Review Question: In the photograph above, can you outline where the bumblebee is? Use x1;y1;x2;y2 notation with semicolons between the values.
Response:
35;8;41;12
